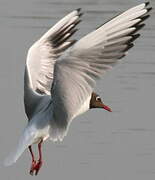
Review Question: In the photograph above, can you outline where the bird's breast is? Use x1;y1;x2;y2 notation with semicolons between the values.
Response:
72;96;91;119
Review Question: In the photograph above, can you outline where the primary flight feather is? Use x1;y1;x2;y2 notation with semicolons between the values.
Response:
4;2;151;175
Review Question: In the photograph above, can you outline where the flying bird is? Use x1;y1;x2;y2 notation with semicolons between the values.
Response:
4;2;151;175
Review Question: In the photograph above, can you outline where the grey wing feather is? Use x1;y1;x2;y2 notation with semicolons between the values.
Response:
51;3;151;129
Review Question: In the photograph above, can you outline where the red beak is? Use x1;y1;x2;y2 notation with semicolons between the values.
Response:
101;104;112;112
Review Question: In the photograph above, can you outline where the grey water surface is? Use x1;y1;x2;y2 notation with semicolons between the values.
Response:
0;0;155;179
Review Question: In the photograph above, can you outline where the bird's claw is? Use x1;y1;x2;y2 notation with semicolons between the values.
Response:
29;160;42;176
29;160;36;175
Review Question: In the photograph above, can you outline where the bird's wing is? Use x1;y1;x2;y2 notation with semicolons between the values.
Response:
51;3;151;128
25;8;82;96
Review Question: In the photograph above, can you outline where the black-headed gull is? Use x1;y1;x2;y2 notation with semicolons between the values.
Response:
4;2;151;175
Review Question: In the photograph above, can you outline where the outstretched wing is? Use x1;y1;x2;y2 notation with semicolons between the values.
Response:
24;9;82;119
25;8;82;96
51;3;151;131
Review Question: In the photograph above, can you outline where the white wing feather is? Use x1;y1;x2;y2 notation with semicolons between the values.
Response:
25;9;82;96
24;9;82;119
51;3;150;130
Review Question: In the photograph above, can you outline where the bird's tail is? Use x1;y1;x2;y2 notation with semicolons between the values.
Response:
4;124;37;166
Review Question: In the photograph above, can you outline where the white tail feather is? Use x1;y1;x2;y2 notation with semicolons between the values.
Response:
4;126;36;166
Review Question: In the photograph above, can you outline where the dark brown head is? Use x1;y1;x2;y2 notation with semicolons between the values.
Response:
89;92;112;112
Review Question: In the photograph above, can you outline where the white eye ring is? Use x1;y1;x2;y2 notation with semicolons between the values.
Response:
96;96;101;101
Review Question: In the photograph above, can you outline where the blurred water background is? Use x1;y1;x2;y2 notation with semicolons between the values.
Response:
0;0;155;179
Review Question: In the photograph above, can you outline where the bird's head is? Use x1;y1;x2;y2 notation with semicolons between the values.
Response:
89;92;112;112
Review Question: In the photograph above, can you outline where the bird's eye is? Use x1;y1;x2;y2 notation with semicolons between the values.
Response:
96;96;101;101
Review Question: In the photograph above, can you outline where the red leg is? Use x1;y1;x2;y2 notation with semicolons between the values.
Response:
35;139;43;175
28;139;43;176
28;146;37;175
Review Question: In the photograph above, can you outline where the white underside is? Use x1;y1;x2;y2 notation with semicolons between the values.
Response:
49;95;91;142
72;95;91;120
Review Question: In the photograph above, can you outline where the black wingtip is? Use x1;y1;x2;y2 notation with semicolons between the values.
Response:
125;43;134;51
69;39;77;46
133;15;149;27
74;19;82;26
79;12;84;17
132;34;140;40
71;28;79;34
76;8;81;12
137;23;145;30
140;14;150;22
145;2;150;6
133;24;145;34
147;7;153;12
129;34;140;43
118;54;126;59
70;39;77;44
